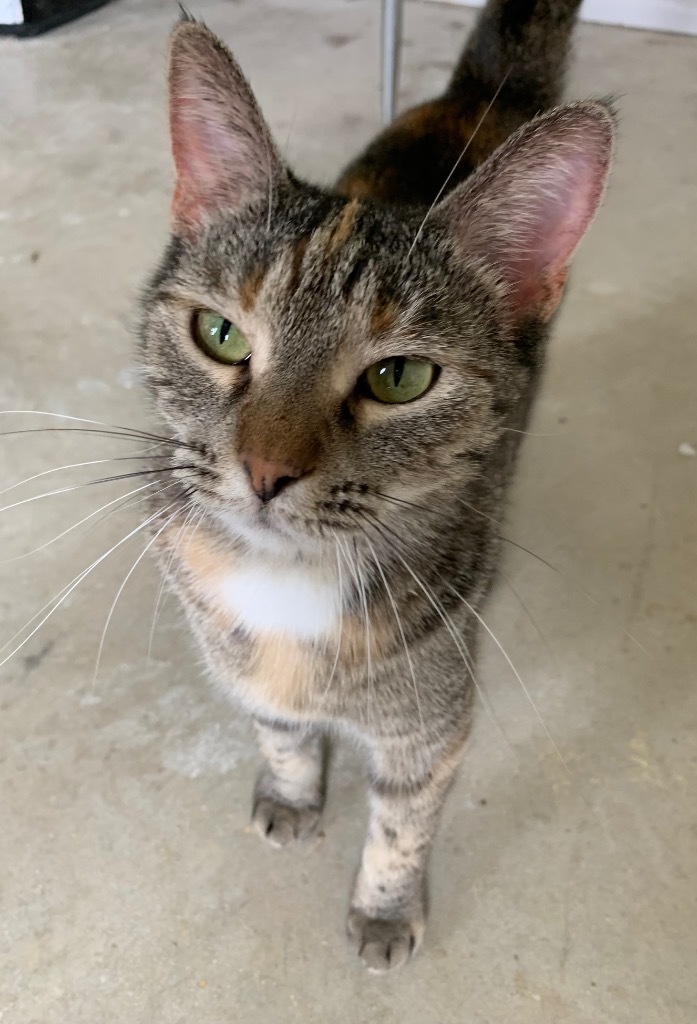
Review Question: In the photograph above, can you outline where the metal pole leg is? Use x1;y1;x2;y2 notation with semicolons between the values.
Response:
381;0;402;125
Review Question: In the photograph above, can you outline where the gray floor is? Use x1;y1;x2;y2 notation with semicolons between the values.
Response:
1;1;696;1021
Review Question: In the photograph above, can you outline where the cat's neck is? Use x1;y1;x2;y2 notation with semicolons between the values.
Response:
175;511;347;644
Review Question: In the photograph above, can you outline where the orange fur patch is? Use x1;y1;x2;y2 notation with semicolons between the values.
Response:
390;98;510;167
430;722;472;790
335;176;374;202
157;519;409;718
239;263;267;312
335;600;398;671
161;519;239;632
370;294;400;337
244;634;316;715
327;198;360;254
287;235;311;295
336;97;512;204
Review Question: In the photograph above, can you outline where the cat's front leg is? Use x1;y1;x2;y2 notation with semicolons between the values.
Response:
348;726;469;972
251;718;328;847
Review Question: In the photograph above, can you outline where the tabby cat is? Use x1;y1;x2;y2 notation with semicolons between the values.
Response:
139;0;613;972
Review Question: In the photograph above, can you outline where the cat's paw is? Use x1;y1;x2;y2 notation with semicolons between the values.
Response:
252;797;323;848
346;908;424;973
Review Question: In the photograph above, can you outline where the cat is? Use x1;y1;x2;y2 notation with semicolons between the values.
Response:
138;0;613;973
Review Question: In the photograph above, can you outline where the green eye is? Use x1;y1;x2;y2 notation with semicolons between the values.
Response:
362;356;437;404
193;309;251;365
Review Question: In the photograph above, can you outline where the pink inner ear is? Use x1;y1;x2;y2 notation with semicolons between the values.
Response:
171;96;223;196
168;24;282;236
503;151;608;319
170;93;262;232
442;104;614;322
170;96;225;232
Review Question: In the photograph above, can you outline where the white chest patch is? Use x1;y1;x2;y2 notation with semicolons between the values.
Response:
216;560;342;642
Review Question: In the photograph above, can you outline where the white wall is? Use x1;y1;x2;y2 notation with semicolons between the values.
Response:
0;0;24;26
427;0;697;36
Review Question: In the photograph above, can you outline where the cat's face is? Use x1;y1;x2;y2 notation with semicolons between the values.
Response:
139;20;612;557
141;188;514;555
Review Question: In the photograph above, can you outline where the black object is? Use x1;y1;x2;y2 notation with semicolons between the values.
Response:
0;0;116;37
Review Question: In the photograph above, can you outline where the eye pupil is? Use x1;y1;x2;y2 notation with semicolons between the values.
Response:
361;356;437;404
219;320;231;347
193;309;251;365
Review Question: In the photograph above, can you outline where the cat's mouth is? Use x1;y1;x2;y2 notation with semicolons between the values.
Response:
215;501;343;557
212;491;374;557
182;460;378;552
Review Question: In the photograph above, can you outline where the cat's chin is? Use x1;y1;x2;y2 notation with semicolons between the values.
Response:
215;508;327;560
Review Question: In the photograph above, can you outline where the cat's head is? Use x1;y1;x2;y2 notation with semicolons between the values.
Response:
139;19;613;557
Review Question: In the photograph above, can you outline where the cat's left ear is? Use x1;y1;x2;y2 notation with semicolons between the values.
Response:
168;18;286;236
434;101;615;324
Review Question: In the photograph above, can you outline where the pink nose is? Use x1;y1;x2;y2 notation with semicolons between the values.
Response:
241;453;311;503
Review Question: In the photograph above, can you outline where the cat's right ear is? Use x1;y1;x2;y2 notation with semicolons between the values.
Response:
434;101;615;325
168;19;285;237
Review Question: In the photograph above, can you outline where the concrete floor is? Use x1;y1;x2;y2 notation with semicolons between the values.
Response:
1;0;696;1020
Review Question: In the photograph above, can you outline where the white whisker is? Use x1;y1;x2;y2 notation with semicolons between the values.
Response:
407;68;511;258
0;481;157;564
329;539;345;690
499;567;562;682
92;502;187;691
338;535;375;732
146;503;203;663
0;502;177;671
0;409;191;448
0;409;168;440
0;467;178;518
0;409;141;429
501;427;560;437
365;535;425;738
86;481;181;539
354;540;375;733
0;451;161;501
301;539;346;740
454;496;506;529
0;482;98;515
389;546;515;758
447;582;570;774
501;537;651;657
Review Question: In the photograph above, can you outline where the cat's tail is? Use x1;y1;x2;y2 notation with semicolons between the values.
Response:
447;0;584;113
